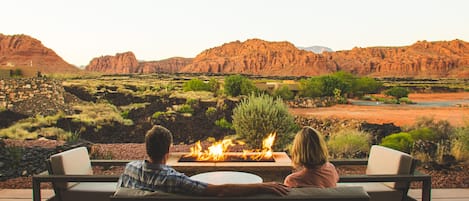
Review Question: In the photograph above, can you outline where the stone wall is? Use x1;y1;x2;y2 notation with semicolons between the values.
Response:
0;78;65;114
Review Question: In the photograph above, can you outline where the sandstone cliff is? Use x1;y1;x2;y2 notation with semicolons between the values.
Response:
138;57;193;73
181;39;469;78
180;39;338;76
85;52;139;74
0;34;80;76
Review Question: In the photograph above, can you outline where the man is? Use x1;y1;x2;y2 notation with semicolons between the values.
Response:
117;125;289;196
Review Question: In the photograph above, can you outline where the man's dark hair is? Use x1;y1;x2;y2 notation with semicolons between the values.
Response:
145;125;173;162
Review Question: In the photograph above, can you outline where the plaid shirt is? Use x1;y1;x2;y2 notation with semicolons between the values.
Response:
117;160;208;195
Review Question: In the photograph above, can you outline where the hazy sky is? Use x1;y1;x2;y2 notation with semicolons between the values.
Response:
2;0;468;66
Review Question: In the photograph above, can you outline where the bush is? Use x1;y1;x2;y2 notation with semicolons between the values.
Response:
452;126;469;161
232;93;296;150
152;111;166;119
177;104;194;114
385;87;409;101
224;75;257;96
273;85;294;100
183;78;210;92
380;132;414;153
214;117;233;129
205;107;217;117
327;129;371;158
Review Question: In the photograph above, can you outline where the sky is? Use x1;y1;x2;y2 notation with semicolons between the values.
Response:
2;0;469;67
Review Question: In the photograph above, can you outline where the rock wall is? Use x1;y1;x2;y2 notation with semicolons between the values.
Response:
0;78;68;115
138;57;193;73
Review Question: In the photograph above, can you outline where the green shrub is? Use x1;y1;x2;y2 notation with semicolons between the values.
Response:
327;129;371;158
120;110;129;119
380;132;414;153
177;104;194;114
152;111;166;119
208;78;219;93
205;107;217;117
385;86;409;101
214;117;233;129
452;126;469;161
224;75;257;96
273;85;294;100
399;97;414;104
183;78;210;92
232;93;296;150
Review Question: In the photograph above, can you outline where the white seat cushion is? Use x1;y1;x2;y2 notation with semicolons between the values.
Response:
50;147;93;188
366;145;413;189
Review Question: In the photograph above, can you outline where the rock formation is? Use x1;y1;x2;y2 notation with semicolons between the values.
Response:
138;57;193;73
0;34;80;76
85;51;139;74
180;39;338;76
181;39;469;78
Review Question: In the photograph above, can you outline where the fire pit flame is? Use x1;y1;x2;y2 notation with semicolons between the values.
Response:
184;133;276;162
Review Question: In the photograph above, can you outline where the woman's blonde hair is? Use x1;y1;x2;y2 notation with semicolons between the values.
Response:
290;126;329;169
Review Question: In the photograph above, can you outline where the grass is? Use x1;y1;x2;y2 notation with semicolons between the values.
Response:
0;112;65;140
69;103;133;127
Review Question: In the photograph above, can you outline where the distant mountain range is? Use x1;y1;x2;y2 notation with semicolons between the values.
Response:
1;33;468;78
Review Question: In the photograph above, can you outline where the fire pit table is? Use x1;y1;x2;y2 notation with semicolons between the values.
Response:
190;171;263;184
167;152;293;182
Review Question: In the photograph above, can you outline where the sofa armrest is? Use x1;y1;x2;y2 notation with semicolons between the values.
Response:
91;159;132;167
32;174;120;201
339;172;431;201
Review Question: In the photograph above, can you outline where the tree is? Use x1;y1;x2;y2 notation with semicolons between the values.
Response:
385;86;409;100
224;75;257;96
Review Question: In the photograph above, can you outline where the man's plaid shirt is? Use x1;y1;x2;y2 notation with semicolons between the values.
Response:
117;160;208;195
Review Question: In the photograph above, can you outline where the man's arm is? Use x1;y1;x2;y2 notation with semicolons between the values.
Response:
203;182;290;197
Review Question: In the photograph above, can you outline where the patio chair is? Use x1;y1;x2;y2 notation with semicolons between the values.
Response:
335;145;431;201
32;146;129;201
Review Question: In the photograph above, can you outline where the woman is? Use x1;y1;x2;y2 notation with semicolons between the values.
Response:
284;126;339;188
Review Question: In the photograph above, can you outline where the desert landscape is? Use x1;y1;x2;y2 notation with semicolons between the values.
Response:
290;92;469;127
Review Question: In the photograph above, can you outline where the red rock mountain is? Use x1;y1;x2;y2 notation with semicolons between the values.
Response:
180;39;338;76
181;39;469;78
138;57;193;73
85;52;139;74
85;52;192;74
0;34;80;76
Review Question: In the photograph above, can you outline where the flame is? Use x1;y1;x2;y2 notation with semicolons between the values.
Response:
185;133;276;161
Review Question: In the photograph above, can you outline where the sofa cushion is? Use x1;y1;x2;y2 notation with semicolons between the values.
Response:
112;186;370;201
366;145;413;189
60;182;117;201
50;147;93;189
338;183;403;201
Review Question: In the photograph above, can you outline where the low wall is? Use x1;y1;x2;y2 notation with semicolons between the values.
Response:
0;78;65;114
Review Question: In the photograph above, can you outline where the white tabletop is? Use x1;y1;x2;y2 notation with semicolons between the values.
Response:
190;171;263;185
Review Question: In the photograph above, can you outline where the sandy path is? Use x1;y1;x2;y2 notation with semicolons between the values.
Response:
290;92;469;127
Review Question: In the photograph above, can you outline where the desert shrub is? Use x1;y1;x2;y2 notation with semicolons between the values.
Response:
273;85;294;100
224;75;257;96
327;129;371;158
352;77;382;97
412;116;454;140
152;111;166;119
298;77;323;98
214;117;233;129
36;127;69;140
205;107;217;117
177;104;194;114
380;132;414;153
232;93;296;150
183;78;210;92
451;126;469;161
385;86;409;101
186;98;198;106
90;145;114;160
208;78;219;93
399;97;414;104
